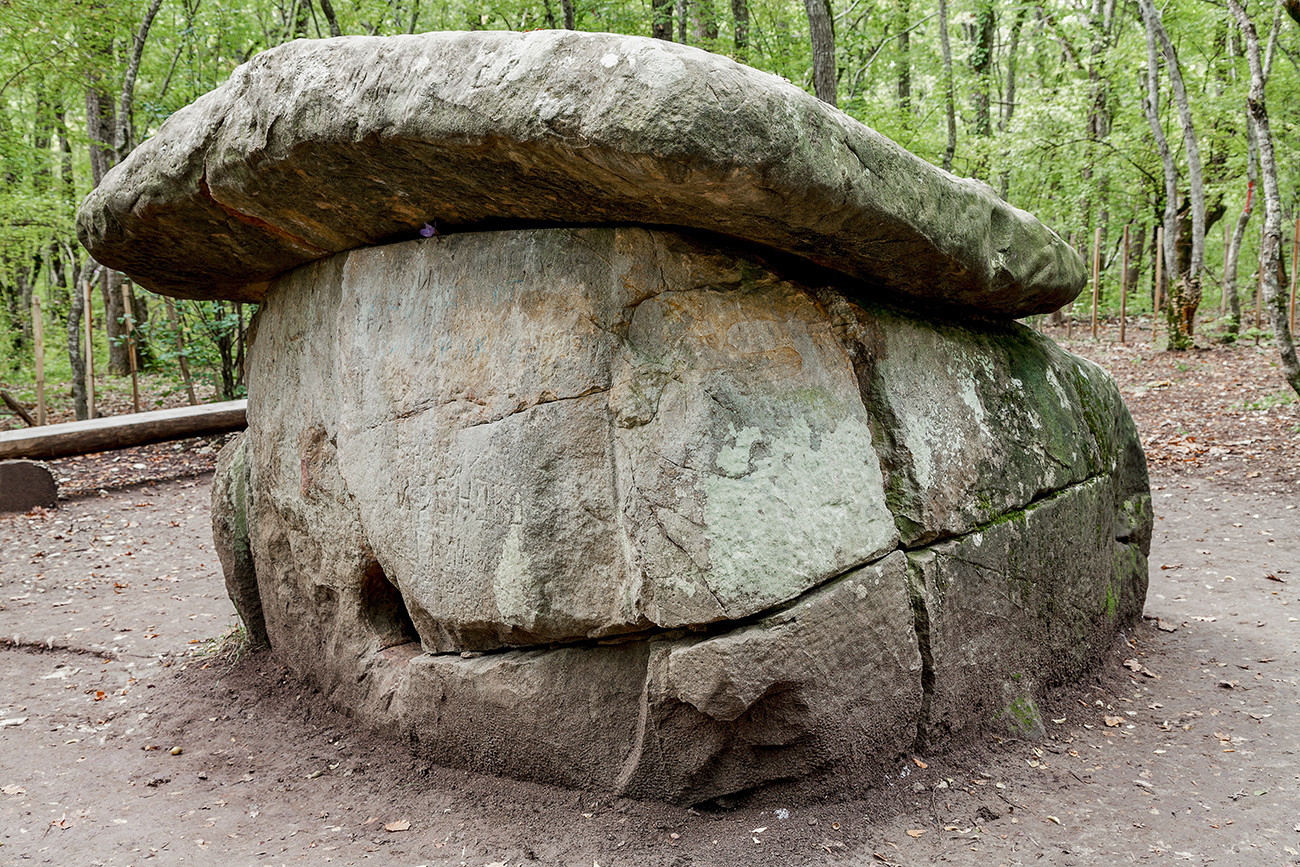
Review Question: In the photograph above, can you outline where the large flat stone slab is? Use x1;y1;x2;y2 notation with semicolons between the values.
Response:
77;30;1083;316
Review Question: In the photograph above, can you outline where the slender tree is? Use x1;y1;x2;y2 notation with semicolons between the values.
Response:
1139;0;1206;348
804;0;837;106
1228;0;1300;396
939;0;956;171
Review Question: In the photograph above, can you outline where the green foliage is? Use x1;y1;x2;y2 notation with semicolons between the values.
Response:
0;0;1297;398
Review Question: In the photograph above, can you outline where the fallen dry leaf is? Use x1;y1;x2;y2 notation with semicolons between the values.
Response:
906;829;926;838
1104;715;1124;727
384;820;411;833
912;757;928;769
1;784;25;795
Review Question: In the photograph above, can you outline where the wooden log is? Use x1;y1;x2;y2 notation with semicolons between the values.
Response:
0;400;247;461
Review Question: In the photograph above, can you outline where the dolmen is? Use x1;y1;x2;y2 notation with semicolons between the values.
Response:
78;30;1151;804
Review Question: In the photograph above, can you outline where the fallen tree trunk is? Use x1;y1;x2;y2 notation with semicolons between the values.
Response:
0;391;37;428
0;400;246;460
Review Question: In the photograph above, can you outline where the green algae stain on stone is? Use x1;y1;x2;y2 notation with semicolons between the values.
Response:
492;502;541;633
699;413;897;615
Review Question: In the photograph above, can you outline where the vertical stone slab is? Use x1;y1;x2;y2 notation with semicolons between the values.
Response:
907;477;1148;744
618;551;922;803
0;460;58;512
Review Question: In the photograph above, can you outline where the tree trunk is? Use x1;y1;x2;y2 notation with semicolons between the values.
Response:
1139;0;1191;349
318;0;343;36
562;0;575;28
1229;0;1300;397
1001;3;1027;133
1224;125;1257;338
115;0;165;158
804;0;837;107
1140;0;1206;345
66;270;87;421
939;0;956;171
652;0;673;39
102;270;131;376
895;0;911;125
692;0;719;41
0;402;248;461
971;0;995;138
731;0;749;59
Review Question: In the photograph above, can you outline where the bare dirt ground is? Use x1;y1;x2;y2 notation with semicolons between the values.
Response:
1;319;1298;866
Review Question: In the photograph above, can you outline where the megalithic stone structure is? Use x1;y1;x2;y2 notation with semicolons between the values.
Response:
78;30;1150;805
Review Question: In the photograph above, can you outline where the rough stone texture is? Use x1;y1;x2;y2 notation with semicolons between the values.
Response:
908;475;1150;746
210;433;267;646
0;460;58;512
208;226;1151;803
818;295;1150;546
77;30;1084;317
245;228;898;653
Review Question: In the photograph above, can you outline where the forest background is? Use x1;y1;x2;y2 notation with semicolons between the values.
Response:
1;0;1299;422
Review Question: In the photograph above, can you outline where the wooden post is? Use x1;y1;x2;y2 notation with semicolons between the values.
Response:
1120;224;1130;344
1223;224;1231;316
1290;215;1299;335
121;283;141;414
1091;226;1101;339
32;297;46;426
84;278;96;420
1255;256;1263;331
1154;226;1164;345
163;297;198;405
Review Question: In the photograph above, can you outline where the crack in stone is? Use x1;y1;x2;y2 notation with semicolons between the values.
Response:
372;386;612;431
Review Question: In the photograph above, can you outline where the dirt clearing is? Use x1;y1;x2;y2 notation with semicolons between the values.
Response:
2;321;1298;866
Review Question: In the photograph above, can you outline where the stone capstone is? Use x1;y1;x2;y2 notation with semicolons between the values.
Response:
211;226;1150;803
76;30;1084;316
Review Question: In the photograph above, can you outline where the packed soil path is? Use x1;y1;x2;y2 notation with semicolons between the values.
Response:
2;322;1298;866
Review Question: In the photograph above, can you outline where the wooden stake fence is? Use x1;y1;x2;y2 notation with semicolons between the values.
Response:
1154;226;1164;344
1255;258;1263;331
32;297;46;426
1119;224;1129;344
1091;227;1101;339
1223;224;1231;316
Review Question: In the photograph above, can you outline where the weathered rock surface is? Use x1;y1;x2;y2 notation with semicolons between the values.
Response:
77;30;1083;316
0;460;58;512
211;226;1150;802
210;433;267;646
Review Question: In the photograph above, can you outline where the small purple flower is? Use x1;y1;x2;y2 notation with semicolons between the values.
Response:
419;221;439;238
